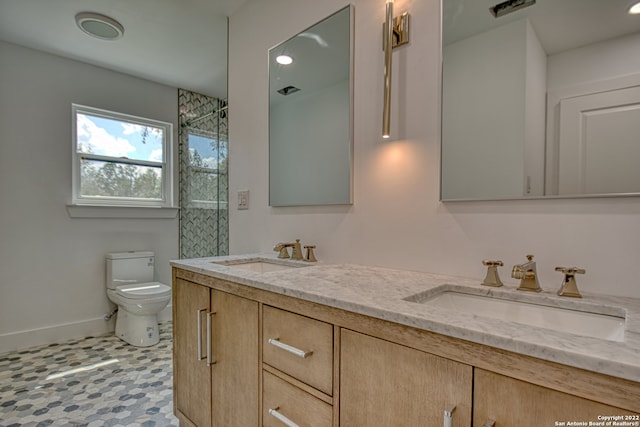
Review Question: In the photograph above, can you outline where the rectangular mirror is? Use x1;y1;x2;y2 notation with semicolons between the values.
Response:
441;0;640;200
269;6;354;206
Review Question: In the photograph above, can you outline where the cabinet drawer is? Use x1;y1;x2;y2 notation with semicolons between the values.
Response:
263;305;333;395
263;370;332;427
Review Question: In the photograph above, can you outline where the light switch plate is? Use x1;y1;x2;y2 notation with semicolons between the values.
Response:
237;190;249;210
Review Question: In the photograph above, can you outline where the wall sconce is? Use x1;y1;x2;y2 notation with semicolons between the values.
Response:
382;0;409;139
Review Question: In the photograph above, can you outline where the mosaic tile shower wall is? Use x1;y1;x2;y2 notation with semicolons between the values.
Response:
178;89;229;259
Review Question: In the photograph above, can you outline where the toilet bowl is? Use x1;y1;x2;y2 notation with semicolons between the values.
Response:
106;252;171;347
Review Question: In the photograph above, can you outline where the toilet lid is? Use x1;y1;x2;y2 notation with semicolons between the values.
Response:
115;282;171;299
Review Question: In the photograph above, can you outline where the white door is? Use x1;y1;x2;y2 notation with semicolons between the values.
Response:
558;85;640;195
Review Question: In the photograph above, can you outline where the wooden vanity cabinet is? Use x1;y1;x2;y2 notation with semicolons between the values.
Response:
340;329;473;426
173;268;639;427
173;277;259;427
473;369;636;426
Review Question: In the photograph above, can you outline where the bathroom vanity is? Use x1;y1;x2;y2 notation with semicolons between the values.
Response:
171;255;640;426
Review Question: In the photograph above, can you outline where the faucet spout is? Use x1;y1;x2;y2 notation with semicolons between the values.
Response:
512;255;542;292
273;242;291;259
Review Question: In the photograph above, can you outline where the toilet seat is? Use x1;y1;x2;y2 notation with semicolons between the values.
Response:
115;282;171;300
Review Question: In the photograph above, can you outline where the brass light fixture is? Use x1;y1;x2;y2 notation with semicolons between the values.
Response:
382;0;409;139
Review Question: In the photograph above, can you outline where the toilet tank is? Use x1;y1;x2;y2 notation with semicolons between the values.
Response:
106;251;155;290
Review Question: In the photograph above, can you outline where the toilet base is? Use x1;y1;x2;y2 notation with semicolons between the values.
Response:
115;309;160;347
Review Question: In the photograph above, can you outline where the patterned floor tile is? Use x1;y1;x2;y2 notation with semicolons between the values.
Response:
0;323;178;427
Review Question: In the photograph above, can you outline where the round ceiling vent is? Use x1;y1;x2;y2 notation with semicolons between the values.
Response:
75;12;124;41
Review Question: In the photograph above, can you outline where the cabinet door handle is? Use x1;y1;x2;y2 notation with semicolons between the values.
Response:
207;312;217;365
196;308;207;361
443;404;456;427
268;407;300;427
268;338;313;359
483;420;496;427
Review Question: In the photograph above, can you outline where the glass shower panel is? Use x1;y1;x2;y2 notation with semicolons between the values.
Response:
178;89;228;258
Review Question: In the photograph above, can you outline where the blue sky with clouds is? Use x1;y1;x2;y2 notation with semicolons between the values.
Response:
76;113;164;162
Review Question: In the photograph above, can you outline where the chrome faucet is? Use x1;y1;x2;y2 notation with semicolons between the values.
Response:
511;255;542;292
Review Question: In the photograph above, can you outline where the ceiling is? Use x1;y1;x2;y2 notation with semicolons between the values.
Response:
269;7;351;107
444;0;640;55
0;0;247;98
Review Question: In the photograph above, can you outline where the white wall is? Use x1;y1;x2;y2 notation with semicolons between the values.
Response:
270;79;351;206
228;0;640;299
547;32;640;92
0;41;179;353
442;19;528;199
523;20;546;197
545;32;640;194
441;19;546;199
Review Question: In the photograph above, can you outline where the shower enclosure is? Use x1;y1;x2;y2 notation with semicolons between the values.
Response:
178;89;228;258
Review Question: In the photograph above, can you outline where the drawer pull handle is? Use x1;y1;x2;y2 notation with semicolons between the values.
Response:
196;308;207;361
483;420;496;427
268;407;300;427
268;338;313;359
443;404;456;427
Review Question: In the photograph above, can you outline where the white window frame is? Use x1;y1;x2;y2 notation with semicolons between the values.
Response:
71;104;174;208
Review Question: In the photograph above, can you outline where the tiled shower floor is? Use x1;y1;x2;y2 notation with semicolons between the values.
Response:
0;323;178;427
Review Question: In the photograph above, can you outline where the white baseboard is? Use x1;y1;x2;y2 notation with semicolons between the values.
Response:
0;304;173;355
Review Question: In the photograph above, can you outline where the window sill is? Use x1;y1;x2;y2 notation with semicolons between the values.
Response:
66;204;179;219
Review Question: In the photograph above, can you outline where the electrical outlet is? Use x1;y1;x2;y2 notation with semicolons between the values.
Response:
237;190;249;210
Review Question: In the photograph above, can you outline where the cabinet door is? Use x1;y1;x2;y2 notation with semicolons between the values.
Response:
174;278;212;427
474;369;638;426
340;329;473;426
210;289;259;427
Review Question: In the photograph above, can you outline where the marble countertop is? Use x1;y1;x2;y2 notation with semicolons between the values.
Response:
171;254;640;382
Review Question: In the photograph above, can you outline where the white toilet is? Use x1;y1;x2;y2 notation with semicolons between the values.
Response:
106;251;171;347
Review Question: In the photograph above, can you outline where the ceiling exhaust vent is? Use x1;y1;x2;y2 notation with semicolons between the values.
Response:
277;86;301;96
490;0;536;18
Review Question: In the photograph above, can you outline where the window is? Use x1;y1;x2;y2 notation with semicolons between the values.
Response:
185;131;228;209
72;104;174;207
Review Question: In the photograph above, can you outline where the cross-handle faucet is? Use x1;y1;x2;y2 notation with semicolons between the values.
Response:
481;260;504;287
512;255;542;292
304;245;317;262
555;266;585;298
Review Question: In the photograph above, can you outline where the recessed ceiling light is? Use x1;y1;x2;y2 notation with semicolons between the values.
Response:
276;55;293;65
629;1;640;14
75;12;124;41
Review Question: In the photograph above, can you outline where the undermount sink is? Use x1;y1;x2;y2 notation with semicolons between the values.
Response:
405;288;626;342
211;259;304;273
